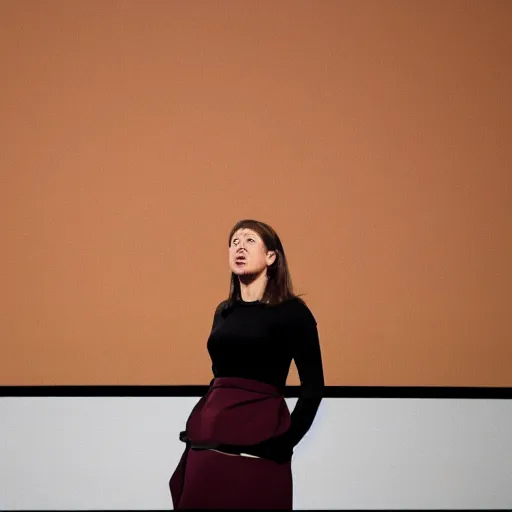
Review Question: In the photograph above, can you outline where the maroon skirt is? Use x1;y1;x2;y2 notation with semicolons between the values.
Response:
169;377;293;509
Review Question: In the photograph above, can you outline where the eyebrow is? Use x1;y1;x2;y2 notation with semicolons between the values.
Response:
232;233;257;239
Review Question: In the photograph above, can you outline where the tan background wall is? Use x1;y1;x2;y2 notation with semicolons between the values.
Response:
1;0;511;386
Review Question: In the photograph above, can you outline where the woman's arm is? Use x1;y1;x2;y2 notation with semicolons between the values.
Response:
279;302;325;449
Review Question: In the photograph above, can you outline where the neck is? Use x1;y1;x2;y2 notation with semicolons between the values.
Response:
238;271;268;302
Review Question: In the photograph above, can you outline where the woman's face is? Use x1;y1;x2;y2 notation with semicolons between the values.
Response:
229;228;275;277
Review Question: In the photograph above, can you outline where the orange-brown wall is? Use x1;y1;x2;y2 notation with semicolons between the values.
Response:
2;0;511;386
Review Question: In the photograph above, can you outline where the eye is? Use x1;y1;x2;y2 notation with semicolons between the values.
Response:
248;238;255;242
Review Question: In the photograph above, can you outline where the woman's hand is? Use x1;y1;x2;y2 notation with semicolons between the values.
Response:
220;436;293;464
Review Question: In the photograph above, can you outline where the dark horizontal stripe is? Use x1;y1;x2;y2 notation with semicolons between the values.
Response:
1;385;511;398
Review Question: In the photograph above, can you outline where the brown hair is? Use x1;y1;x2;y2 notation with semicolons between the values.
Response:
226;219;303;306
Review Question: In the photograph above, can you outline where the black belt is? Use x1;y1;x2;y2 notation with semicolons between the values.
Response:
180;432;242;455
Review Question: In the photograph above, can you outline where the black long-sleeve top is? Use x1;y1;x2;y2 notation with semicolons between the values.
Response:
207;296;325;453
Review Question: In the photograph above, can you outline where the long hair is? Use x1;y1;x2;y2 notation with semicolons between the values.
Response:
225;219;302;307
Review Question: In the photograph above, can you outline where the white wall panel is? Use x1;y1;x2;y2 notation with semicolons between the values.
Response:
1;397;511;510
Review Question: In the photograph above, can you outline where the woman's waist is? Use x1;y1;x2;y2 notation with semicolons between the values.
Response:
209;376;285;397
185;376;290;445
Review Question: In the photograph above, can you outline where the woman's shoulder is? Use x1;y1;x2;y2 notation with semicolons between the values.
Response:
214;299;231;315
277;295;317;325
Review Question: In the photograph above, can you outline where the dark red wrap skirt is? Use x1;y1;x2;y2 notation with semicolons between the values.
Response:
169;377;293;509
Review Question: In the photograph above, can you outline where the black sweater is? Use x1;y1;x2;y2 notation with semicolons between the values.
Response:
206;296;325;455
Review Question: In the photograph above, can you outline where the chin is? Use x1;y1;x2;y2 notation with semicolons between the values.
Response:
231;266;253;276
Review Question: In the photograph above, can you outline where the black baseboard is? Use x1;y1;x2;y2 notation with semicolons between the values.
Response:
1;385;511;398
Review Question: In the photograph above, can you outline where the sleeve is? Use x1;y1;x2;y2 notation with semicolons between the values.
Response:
180;300;228;445
209;299;229;378
278;301;325;449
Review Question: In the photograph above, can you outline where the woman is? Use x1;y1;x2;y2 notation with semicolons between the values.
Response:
169;219;324;510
